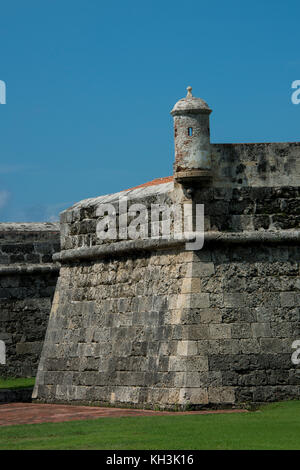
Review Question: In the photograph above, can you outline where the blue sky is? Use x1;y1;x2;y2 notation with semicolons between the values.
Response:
0;0;299;222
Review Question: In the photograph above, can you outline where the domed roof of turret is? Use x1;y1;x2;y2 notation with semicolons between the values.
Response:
171;86;212;115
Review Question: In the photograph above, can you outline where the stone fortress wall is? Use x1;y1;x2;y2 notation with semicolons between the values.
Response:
0;223;60;377
3;87;300;409
33;138;300;408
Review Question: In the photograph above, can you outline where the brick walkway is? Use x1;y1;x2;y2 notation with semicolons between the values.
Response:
0;403;247;426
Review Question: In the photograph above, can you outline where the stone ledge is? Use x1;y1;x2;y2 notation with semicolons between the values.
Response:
53;230;300;263
205;230;300;244
54;238;187;262
0;263;60;275
0;222;60;232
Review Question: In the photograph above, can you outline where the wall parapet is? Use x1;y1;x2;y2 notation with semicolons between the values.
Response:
0;222;60;265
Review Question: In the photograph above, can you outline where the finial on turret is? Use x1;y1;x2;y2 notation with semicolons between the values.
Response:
186;86;193;98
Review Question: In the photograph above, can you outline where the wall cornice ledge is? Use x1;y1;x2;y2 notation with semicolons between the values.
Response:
0;263;60;275
53;230;300;263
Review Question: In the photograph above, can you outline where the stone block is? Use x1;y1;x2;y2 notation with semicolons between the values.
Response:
281;292;296;307
169;355;208;372
181;278;201;293
209;324;231;339
219;339;241;355
208;387;235;404
177;340;198;356
240;339;260;354
189;293;210;308
16;341;43;355
193;262;215;277
231;323;252;339
199;308;221;323
224;293;246;308
179;387;209;405
260;338;286;354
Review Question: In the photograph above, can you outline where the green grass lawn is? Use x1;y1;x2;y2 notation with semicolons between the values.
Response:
0;401;300;450
0;377;35;390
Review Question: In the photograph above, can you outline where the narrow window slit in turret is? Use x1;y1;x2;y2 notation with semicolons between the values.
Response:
188;127;193;136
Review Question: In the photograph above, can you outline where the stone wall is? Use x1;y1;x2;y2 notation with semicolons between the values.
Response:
59;181;176;251
34;249;193;406
0;223;60;377
195;241;300;404
33;140;300;408
211;142;300;188
58;143;300;250
33;236;300;408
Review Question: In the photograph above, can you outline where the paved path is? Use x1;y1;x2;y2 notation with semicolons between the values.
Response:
0;403;247;426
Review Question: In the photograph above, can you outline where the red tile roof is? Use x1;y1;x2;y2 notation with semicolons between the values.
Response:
124;175;173;192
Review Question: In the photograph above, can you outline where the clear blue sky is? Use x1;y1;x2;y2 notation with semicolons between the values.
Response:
0;0;299;222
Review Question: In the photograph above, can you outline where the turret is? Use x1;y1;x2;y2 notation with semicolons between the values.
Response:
171;86;212;185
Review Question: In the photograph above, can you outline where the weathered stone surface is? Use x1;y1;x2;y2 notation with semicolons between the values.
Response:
34;230;300;408
0;223;60;377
